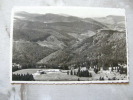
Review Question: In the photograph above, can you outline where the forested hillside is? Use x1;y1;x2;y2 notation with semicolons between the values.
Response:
13;12;127;69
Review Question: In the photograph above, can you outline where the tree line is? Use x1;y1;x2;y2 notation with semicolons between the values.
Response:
12;73;35;81
67;68;92;77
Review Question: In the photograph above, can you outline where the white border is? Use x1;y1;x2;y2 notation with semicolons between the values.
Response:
10;6;129;84
10;8;14;83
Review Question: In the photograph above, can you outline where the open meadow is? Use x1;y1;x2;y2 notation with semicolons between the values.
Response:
13;68;127;81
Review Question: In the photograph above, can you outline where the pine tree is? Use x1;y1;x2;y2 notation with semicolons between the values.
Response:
71;70;73;75
89;73;92;77
77;67;81;76
111;67;113;72
78;78;80;81
102;77;104;80
67;71;69;75
74;71;76;75
99;77;102;80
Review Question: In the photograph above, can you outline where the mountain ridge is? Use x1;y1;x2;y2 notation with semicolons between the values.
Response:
13;12;127;68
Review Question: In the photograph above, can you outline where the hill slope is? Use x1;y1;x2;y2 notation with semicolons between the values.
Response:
13;12;127;68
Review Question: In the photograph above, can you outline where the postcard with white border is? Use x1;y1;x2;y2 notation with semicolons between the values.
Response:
10;7;129;84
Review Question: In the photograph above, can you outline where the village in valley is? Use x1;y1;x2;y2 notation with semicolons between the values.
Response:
12;61;127;81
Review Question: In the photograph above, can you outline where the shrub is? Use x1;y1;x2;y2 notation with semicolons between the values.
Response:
78;70;91;77
94;68;99;74
12;66;21;72
112;77;116;80
99;77;104;81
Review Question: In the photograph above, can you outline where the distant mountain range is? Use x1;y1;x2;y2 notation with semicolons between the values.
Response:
13;12;127;67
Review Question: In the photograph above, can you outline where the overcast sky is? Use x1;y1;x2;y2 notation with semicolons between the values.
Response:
13;7;125;18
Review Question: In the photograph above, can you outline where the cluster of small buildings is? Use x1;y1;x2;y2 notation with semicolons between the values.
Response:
12;63;22;69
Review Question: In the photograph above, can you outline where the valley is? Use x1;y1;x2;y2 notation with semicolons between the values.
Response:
12;11;127;82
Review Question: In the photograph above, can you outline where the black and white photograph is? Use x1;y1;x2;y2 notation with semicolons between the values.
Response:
11;7;128;83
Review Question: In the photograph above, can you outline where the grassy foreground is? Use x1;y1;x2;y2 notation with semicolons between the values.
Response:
13;69;127;81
